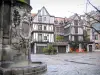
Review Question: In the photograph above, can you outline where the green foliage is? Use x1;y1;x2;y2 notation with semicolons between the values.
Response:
42;44;57;55
70;42;79;51
83;30;90;42
43;47;48;53
56;35;64;41
18;0;27;3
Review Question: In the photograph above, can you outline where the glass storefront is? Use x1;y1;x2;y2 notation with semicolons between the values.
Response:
95;43;100;50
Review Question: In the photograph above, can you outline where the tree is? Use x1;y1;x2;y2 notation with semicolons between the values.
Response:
83;30;90;41
56;35;64;42
87;0;100;13
85;0;100;34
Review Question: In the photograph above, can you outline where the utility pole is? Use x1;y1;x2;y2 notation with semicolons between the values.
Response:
86;0;88;13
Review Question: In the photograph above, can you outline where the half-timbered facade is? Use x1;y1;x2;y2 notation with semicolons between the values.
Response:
54;17;67;53
64;14;84;52
31;7;54;54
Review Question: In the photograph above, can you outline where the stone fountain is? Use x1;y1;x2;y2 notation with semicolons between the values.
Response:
0;0;47;75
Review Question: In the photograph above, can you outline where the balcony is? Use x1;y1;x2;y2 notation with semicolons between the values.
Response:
31;39;49;43
55;33;64;36
71;33;83;36
31;30;54;33
33;22;54;25
64;33;70;36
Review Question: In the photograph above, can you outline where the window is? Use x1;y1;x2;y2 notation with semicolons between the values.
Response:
38;34;42;41
38;25;42;30
95;35;98;40
44;17;46;21
56;27;60;33
44;26;46;30
38;16;42;21
54;20;58;24
65;36;69;41
75;27;78;33
74;20;78;26
59;21;63;25
64;27;70;34
74;35;78;41
44;36;47;40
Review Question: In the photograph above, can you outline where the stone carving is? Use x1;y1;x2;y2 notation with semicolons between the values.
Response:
11;3;32;61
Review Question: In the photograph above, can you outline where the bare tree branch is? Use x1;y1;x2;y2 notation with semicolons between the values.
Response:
85;13;100;23
83;25;100;34
87;0;100;13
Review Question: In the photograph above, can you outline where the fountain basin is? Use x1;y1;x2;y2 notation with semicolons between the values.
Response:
0;61;47;75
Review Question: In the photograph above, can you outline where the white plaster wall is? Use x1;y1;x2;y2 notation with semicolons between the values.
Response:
51;34;54;42
49;34;51;42
31;7;54;43
43;25;53;31
51;25;53;31
78;28;83;34
32;33;54;42
32;24;53;32
72;36;74;41
50;17;54;24
33;8;54;24
42;8;48;15
33;16;38;23
42;16;50;23
47;25;49;31
33;33;39;41
70;27;83;35
69;35;71;41
33;24;38;30
71;27;75;34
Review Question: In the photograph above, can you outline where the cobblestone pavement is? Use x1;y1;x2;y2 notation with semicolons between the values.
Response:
31;52;100;75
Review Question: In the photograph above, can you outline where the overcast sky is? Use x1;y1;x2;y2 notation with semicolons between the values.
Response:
30;0;100;17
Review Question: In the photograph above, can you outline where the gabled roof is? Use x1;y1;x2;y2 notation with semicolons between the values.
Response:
31;13;37;17
67;13;81;23
32;6;54;18
42;6;50;16
54;17;65;22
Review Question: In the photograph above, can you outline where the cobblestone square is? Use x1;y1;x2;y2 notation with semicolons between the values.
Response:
31;52;100;75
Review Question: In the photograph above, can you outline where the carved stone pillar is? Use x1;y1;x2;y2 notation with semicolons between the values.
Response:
0;0;32;68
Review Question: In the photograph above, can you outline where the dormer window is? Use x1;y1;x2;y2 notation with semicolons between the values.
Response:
44;17;46;21
54;20;58;24
59;21;63;25
38;16;42;22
